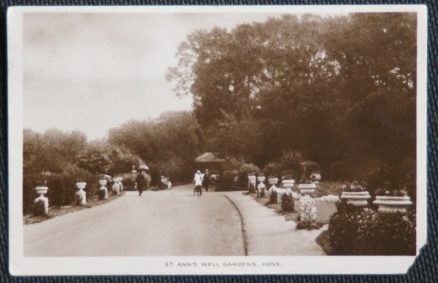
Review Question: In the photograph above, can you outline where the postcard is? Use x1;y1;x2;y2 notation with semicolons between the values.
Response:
8;5;428;275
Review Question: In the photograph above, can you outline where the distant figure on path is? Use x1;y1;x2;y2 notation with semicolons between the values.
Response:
193;170;203;196
203;169;210;192
136;165;148;196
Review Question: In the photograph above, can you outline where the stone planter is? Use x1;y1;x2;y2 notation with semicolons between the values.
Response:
282;179;295;189
98;179;108;200
75;182;87;206
373;195;413;213
248;175;257;193
35;186;48;195
298;183;316;195
341;191;371;207
34;186;49;215
268;177;278;185
257;176;266;183
76;182;86;190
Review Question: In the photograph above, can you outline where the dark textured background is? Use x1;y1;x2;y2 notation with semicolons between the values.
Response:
0;0;436;281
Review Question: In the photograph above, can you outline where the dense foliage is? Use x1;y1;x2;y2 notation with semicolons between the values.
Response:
281;193;295;212
269;190;278;204
108;111;203;182
329;207;415;255
167;13;416;186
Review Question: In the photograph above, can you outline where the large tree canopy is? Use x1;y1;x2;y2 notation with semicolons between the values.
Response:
167;13;417;177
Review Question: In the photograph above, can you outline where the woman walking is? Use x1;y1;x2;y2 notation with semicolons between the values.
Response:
193;170;203;196
136;165;149;196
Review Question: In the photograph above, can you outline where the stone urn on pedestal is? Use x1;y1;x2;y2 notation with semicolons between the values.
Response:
112;177;123;195
281;178;295;198
34;186;49;216
341;191;371;207
257;176;266;198
98;179;108;200
75;182;87;206
248;174;257;193
340;182;371;207
297;183;316;196
373;190;413;213
282;178;295;190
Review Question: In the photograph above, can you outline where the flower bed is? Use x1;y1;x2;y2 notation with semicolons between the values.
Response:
327;206;415;255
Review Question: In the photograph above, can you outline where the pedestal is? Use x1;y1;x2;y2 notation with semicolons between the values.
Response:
298;183;316;195
75;182;87;206
98;179;108;200
373;195;413;213
341;191;371;207
34;186;49;215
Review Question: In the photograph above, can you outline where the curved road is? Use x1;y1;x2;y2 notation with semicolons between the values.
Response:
24;185;244;256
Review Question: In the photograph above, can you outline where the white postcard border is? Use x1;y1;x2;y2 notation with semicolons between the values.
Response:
8;4;428;276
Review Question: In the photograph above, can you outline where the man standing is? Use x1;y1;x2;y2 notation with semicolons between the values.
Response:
193;170;203;195
136;165;148;196
203;169;210;192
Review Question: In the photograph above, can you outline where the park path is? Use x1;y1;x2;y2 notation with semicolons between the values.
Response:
24;185;325;256
24;185;244;256
225;192;325;256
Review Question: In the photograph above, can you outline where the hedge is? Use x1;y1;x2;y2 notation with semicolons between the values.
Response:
328;205;415;255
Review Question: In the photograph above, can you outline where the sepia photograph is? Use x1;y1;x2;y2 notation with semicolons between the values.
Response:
8;5;427;275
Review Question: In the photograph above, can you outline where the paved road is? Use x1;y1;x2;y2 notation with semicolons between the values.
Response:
24;185;244;256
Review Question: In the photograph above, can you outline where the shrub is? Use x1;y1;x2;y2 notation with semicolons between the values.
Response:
328;207;415;255
281;193;295;212
239;163;261;175
301;161;320;178
47;174;74;208
217;170;239;191
269;190;278;204
263;162;282;177
248;183;256;194
23;173;44;214
369;212;416;255
98;188;107;200
329;208;377;255
278;150;303;179
32;199;47;216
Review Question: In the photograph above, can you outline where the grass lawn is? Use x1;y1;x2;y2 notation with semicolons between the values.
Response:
313;181;344;197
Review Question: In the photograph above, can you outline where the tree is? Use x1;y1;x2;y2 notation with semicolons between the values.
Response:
167;13;417;180
23;129;87;174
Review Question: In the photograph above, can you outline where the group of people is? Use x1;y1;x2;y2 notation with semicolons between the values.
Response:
193;169;210;196
135;165;173;196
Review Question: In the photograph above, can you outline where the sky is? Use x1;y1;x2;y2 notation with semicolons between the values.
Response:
23;10;350;140
23;11;287;140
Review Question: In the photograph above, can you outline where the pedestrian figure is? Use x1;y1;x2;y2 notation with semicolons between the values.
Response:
203;169;210;192
193;170;203;196
136;165;148;196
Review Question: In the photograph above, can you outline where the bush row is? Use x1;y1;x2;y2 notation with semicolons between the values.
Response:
328;205;415;255
23;171;100;215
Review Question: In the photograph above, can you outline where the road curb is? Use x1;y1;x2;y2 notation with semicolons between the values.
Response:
224;194;248;256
